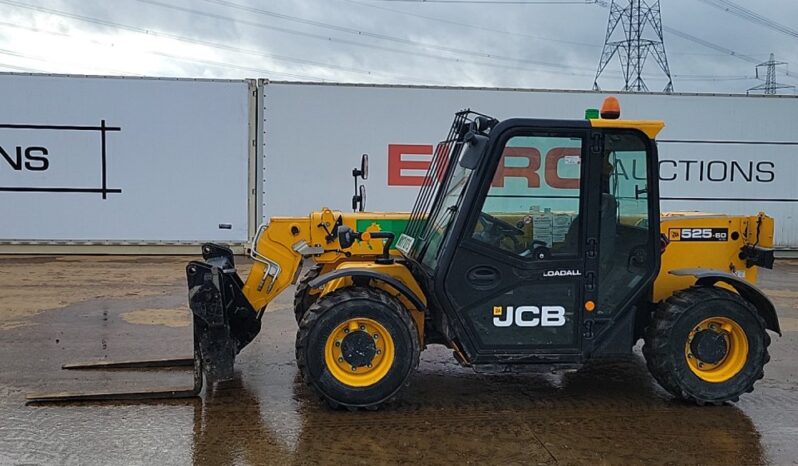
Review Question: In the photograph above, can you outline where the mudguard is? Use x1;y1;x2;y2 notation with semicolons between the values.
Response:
307;268;426;312
670;268;781;336
186;243;262;382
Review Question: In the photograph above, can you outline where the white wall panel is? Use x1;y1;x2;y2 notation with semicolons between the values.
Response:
0;74;252;243
262;82;798;247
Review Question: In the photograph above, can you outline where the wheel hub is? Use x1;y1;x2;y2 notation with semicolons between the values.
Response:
341;331;377;368
324;317;395;387
689;329;728;365
684;316;749;383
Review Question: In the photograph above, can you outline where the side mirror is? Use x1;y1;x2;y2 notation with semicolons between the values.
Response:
337;225;357;249
359;185;366;211
352;185;366;212
353;153;368;180
470;116;493;133
459;131;488;170
351;154;368;211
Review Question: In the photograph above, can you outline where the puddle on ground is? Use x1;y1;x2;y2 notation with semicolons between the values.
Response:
1;257;797;464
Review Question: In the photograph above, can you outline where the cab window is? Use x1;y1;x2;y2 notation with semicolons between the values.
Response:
471;134;584;259
597;132;653;315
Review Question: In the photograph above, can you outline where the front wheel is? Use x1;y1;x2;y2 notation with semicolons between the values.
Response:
643;286;771;405
296;287;420;410
293;264;323;324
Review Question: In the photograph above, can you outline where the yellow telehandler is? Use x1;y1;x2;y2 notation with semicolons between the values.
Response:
29;97;779;408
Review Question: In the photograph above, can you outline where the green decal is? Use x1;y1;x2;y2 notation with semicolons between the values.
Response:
356;219;410;249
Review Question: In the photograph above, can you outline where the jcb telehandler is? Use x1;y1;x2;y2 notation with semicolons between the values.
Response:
29;97;779;408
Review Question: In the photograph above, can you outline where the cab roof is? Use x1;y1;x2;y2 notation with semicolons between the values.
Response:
589;118;665;139
489;117;665;140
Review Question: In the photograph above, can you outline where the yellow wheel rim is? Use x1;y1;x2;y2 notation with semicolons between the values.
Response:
685;317;748;383
324;317;395;387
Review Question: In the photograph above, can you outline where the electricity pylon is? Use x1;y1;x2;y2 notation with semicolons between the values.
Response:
594;0;674;93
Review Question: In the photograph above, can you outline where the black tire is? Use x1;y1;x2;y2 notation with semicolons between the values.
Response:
293;264;323;324
643;286;770;405
295;287;420;410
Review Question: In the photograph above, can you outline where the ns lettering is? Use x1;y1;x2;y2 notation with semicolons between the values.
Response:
0;146;49;171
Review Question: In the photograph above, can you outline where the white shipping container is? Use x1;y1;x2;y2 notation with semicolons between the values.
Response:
0;73;255;248
261;81;798;248
3;75;795;250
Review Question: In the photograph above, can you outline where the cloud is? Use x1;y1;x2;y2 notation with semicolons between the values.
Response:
0;0;796;94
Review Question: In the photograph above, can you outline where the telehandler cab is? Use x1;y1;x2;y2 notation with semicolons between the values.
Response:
29;97;779;409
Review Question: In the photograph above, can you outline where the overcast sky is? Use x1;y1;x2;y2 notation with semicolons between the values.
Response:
0;0;796;94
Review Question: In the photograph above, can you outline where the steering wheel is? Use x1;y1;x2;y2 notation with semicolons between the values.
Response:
479;212;525;236
477;212;525;250
522;240;551;261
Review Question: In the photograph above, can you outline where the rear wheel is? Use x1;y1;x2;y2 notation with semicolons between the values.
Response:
296;287;420;410
293;264;323;324
643;286;770;405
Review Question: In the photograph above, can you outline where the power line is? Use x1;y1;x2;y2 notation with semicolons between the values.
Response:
0;0;777;89
0;20;332;81
368;0;599;3
348;0;761;86
0;47;146;76
199;0;485;57
590;1;798;84
141;0;656;81
351;0;769;89
675;74;754;81
662;26;798;85
0;0;432;83
0;0;617;84
0;61;47;73
662;26;761;64
346;0;772;66
343;0;602;48
697;0;798;41
128;0;616;72
151;0;604;73
150;50;331;81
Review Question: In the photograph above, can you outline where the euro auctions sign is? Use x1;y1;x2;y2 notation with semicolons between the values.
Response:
261;82;798;247
386;143;776;188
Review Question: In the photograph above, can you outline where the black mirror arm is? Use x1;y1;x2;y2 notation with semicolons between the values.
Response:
337;227;395;264
368;231;395;264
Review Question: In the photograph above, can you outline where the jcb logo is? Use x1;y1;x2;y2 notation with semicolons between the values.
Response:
492;306;566;327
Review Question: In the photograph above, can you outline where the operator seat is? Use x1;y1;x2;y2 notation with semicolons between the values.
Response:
557;192;617;262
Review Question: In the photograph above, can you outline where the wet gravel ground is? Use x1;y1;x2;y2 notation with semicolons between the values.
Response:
1;256;797;465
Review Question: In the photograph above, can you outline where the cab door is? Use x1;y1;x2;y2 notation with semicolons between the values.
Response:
436;123;602;363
